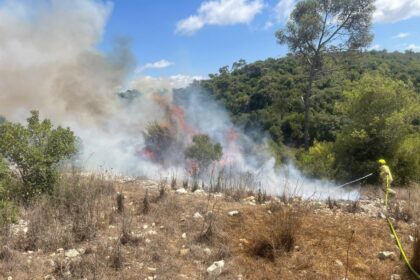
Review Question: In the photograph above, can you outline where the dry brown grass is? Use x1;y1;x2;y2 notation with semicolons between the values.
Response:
412;229;420;273
247;203;303;261
1;178;419;279
23;174;115;251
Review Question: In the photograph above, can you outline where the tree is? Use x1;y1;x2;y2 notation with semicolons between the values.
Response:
276;0;375;149
334;74;420;181
185;134;223;173
0;111;76;199
143;122;182;165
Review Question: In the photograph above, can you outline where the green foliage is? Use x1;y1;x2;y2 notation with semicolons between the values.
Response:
297;141;335;179
334;74;420;181
185;134;223;170
393;134;420;184
0;111;77;200
0;200;18;226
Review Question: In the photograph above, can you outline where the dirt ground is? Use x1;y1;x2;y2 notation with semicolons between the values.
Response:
0;179;419;280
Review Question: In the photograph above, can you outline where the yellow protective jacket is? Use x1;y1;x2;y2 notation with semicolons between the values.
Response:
379;164;393;185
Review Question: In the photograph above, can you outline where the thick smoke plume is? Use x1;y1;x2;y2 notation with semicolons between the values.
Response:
0;0;358;200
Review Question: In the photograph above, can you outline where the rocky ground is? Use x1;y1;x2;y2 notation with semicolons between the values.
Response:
0;177;419;280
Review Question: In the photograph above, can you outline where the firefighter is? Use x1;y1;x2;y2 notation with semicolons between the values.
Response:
378;159;395;205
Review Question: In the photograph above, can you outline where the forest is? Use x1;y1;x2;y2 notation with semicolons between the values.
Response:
177;51;420;183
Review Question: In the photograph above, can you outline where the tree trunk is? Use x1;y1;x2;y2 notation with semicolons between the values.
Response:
304;66;315;150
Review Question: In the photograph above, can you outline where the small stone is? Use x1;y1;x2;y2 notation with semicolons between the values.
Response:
237;274;243;280
239;238;249;244
180;248;190;256
176;188;188;194
409;235;415;242
44;275;56;280
391;274;401;280
147;230;157;235
378;251;396;260
182;233;187;239
147;267;157;272
143;224;149;229
193;212;203;219
7;277;12;280
204;248;212;255
207;260;225;278
335;260;343;266
65;249;80;258
228;210;240;216
56;248;64;253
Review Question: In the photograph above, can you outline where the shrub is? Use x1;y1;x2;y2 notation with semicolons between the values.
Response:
143;122;181;164
333;74;420;181
393;134;420;184
296;141;336;179
185;134;223;173
0;111;77;200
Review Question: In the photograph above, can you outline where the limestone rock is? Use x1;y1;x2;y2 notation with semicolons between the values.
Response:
176;188;188;194
207;260;225;278
64;249;80;258
228;210;240;216
378;251;396;260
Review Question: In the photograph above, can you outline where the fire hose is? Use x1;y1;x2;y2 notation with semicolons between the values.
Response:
335;173;420;278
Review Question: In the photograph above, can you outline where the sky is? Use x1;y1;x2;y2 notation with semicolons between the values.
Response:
2;0;420;82
98;0;420;79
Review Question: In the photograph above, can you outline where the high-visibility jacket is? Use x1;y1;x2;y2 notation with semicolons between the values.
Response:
380;164;393;185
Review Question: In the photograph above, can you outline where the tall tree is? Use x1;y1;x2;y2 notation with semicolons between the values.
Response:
276;0;375;149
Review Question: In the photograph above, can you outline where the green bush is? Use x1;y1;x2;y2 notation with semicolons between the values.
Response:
393;134;420;184
185;134;223;172
296;141;336;179
0;111;76;200
0;200;18;226
333;74;420;181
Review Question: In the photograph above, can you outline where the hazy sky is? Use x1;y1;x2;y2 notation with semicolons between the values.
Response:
2;0;420;80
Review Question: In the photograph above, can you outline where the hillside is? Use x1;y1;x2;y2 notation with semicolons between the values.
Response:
0;176;419;280
174;51;420;183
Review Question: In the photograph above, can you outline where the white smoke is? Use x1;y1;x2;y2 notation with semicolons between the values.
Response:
0;0;358;200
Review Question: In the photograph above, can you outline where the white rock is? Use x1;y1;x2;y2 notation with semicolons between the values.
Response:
147;230;157;235
7;277;12;280
193;212;203;219
391;274;401;280
194;189;205;194
182;233;187;239
207;260;225;278
409;235;415;242
56;248;64;253
378;251;396;260
179;248;190;256
335;260;343;266
176;188;188;194
65;249;80;258
44;275;56;280
204;248;212;255
228;210;240;216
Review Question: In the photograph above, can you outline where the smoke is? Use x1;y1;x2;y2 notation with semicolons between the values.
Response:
0;0;358;200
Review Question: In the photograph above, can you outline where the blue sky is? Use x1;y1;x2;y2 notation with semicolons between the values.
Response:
98;0;420;78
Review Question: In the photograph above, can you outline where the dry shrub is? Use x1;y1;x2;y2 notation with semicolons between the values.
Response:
248;204;303;261
116;192;124;213
119;216;141;246
24;175;115;251
390;202;413;223
110;242;124;270
0;245;12;262
142;189;150;214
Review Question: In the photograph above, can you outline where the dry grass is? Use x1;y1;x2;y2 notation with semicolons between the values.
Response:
23;174;115;251
247;203;303;261
412;230;420;273
0;178;419;279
